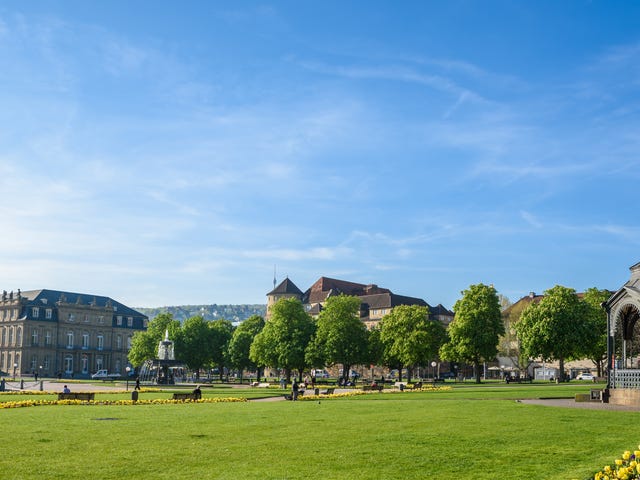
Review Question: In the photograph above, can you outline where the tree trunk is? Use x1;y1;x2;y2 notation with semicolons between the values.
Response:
407;366;413;383
559;357;565;382
474;359;482;383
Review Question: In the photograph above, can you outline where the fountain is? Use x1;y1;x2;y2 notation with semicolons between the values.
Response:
140;330;184;384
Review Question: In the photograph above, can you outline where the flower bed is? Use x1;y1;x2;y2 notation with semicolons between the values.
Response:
0;397;247;409
588;447;640;479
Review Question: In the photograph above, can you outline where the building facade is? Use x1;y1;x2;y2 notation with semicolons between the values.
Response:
0;289;147;378
267;276;453;328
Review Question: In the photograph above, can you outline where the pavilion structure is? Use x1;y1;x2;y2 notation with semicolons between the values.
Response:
604;261;640;405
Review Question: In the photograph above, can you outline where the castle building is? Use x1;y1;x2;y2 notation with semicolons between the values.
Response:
266;276;453;328
0;289;147;378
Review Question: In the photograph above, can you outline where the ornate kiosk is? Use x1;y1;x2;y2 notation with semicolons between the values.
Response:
604;261;640;405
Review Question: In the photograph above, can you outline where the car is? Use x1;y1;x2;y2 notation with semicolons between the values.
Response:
91;369;120;380
576;372;595;381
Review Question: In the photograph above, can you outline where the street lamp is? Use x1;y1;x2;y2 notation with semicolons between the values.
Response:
125;366;131;391
13;363;17;381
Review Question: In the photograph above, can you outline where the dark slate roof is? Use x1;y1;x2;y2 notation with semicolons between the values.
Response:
18;289;147;319
359;292;429;310
267;278;303;296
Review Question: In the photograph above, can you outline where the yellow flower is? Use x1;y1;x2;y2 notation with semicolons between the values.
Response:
615;459;623;466
623;451;631;461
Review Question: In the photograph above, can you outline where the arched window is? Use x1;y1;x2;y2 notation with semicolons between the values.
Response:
16;327;22;346
67;331;74;348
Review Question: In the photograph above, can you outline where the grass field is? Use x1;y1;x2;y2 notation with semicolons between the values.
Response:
0;382;634;479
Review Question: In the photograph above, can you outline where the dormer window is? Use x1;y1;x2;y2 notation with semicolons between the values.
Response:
32;307;39;318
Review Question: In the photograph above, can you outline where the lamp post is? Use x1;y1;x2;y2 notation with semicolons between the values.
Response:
125;366;131;391
13;363;17;381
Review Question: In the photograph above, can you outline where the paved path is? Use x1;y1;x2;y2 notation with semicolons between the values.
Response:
520;398;640;411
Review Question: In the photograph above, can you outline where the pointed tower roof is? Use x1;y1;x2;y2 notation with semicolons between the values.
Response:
267;277;303;296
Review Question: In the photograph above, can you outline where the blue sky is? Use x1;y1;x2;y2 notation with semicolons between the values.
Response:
1;1;639;309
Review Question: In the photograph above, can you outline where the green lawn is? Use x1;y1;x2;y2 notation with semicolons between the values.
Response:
0;383;632;479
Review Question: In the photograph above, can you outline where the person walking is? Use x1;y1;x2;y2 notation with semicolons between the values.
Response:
292;378;299;401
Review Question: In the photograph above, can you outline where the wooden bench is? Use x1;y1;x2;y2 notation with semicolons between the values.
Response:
57;392;95;401
172;392;201;401
362;385;383;392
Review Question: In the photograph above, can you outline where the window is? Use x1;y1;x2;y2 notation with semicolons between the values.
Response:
43;355;50;371
45;330;51;346
116;335;122;350
81;355;88;374
127;336;132;350
116;316;123;326
143;319;148;328
30;355;37;370
8;327;13;345
31;328;38;346
98;315;104;324
66;331;74;349
97;334;104;351
115;359;121;374
82;333;89;349
45;309;52;319
16;327;22;346
64;355;73;374
12;309;17;320
127;317;133;327
84;314;90;323
32;307;39;318
96;355;103;371
1;327;5;346
68;313;75;322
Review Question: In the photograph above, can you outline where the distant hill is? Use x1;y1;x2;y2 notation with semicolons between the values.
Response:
136;304;266;324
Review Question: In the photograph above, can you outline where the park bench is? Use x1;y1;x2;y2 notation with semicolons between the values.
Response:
362;385;383;392
57;392;95;401
172;392;201;401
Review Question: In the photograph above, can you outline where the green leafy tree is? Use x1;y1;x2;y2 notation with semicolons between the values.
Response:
128;313;180;367
440;283;504;383
380;305;447;382
582;288;610;377
250;297;315;381
228;315;265;381
174;315;214;379
306;295;368;382
209;319;235;380
515;285;589;381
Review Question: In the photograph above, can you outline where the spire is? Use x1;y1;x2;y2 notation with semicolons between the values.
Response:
273;265;276;289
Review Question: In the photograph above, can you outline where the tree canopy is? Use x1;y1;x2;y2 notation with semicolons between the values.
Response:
515;285;590;381
440;283;503;383
250;297;315;380
380;304;447;381
228;315;265;379
581;287;610;376
307;295;368;380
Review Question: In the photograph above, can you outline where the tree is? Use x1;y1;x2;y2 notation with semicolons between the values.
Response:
209;319;234;380
380;305;447;382
228;315;265;381
128;313;180;367
173;316;214;378
307;295;368;382
250;297;315;381
582;288;610;377
515;285;590;381
440;283;504;383
499;299;532;374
